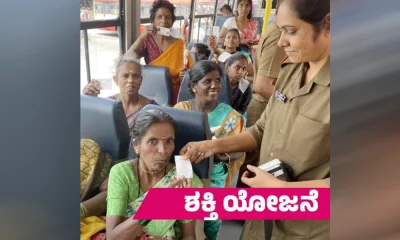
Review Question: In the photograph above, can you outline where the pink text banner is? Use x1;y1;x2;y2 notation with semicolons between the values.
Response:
133;188;330;220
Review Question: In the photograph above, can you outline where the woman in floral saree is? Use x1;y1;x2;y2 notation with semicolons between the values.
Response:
106;109;203;240
174;61;246;240
217;0;259;57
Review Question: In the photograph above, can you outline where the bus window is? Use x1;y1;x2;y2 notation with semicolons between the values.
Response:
81;0;120;22
93;0;120;20
80;28;122;98
139;0;218;43
190;0;217;42
80;0;124;97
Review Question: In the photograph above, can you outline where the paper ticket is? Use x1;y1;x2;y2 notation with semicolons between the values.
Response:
218;52;232;63
96;78;112;90
170;28;181;38
157;26;171;36
175;155;193;179
212;26;220;37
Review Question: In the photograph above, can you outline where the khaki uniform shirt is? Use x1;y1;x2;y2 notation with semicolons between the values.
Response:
243;59;331;240
253;22;286;103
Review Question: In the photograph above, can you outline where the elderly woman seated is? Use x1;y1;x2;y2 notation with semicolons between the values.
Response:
82;57;157;129
106;109;203;240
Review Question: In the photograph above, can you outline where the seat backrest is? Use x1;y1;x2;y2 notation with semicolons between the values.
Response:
268;13;276;25
177;69;232;105
80;95;131;161
215;16;231;29
139;65;173;106
189;51;198;64
218;73;233;105
202;34;211;44
141;104;213;180
253;17;263;35
188;42;195;49
176;71;192;103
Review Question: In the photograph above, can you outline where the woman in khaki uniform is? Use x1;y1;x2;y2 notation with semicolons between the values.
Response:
180;0;330;239
236;17;286;188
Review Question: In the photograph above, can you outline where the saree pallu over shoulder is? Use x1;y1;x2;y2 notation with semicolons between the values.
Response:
149;39;194;104
126;167;203;239
80;139;112;202
209;104;246;187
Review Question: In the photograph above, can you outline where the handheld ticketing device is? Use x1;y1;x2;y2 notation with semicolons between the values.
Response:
258;159;294;181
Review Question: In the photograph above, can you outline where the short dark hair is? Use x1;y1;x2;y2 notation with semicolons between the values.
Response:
193;43;211;60
188;61;223;96
277;0;330;35
130;109;177;144
237;0;253;19
225;52;248;67
149;0;176;24
226;28;240;39
220;4;233;13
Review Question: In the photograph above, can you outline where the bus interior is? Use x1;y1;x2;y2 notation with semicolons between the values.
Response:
80;0;277;238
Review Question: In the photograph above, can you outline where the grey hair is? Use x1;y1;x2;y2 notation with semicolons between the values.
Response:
114;55;142;76
130;109;178;144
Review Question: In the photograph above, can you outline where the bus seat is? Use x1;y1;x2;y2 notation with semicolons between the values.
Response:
214;16;231;29
177;70;232;105
190;51;198;63
253;17;263;35
80;95;131;161
202;34;211;43
268;13;276;25
140;65;173;106
188;42;195;49
141;104;213;181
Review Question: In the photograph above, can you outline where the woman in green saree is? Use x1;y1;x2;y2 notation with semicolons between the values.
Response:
174;61;246;240
106;109;203;240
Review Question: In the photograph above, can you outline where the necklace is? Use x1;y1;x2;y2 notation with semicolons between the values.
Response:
139;160;165;175
137;159;167;197
124;96;140;117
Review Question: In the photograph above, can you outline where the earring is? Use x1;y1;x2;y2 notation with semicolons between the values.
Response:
193;89;197;92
